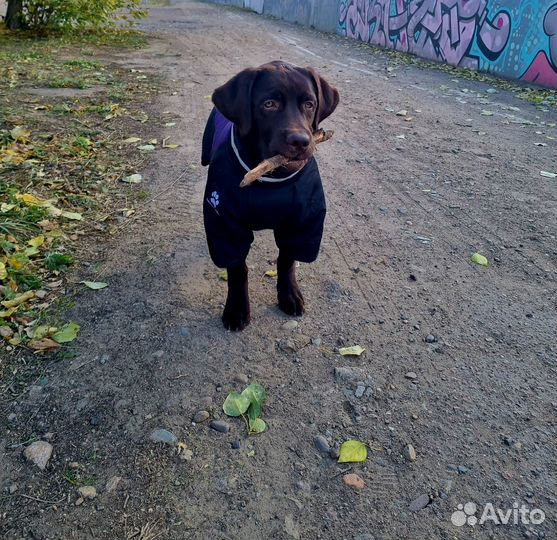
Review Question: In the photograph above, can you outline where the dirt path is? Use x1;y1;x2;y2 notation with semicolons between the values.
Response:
2;2;556;539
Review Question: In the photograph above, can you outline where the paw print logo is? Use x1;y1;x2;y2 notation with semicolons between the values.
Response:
451;502;478;526
206;191;220;215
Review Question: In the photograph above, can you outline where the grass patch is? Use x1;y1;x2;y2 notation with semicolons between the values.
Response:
0;26;164;389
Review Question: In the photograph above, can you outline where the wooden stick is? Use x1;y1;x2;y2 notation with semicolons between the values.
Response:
240;129;334;187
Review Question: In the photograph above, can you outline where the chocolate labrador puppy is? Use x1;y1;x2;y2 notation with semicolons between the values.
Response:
202;61;339;330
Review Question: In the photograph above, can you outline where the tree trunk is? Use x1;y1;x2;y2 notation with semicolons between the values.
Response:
5;0;24;30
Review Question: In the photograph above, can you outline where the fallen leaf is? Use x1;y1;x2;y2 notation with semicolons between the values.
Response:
121;173;142;184
60;211;83;221
540;171;557;178
0;307;17;318
471;253;489;267
223;391;250;417
164;144;180;149
164;122;176;127
10;126;31;142
28;338;60;351
51;322;80;343
218;270;228;281
1;203;16;212
249;418;267;434
137;144;155;152
480;110;494;116
396;109;407;116
264;270;278;278
1;291;35;308
147;138;157;145
339;345;365;356
338;440;368;463
0;261;6;280
81;281;108;290
27;235;45;248
123;137;142;144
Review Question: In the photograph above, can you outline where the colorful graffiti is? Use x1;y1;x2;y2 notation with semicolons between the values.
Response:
520;4;557;87
338;0;557;88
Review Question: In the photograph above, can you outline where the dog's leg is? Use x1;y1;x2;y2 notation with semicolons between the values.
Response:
222;263;250;331
277;253;305;316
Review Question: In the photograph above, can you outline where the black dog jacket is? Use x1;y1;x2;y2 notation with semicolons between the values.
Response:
202;109;326;269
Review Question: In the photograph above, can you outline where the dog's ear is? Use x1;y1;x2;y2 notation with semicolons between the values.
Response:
212;68;258;137
306;68;340;130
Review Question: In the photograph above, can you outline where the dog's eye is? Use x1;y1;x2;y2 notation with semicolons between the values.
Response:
263;100;277;110
304;101;315;110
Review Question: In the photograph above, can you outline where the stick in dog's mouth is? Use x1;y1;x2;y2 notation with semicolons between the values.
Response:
239;129;334;187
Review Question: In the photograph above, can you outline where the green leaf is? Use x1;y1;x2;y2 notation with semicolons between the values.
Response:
52;322;80;344
222;391;250;417
471;253;488;267
247;401;262;422
338;440;368;463
241;382;266;405
249;418;266;434
81;281;108;290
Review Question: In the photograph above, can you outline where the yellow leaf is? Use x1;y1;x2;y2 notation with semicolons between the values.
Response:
1;291;35;308
148;138;157;145
7;257;24;270
471;253;488;267
339;345;365;356
10;126;31;142
338;440;368;463
1;203;16;213
0;261;6;280
28;235;45;248
123;137;142;144
164;144;179;149
264;270;278;278
0;307;17;318
218;270;228;281
17;193;50;207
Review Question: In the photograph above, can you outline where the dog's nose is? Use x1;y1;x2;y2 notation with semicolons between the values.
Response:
286;131;310;149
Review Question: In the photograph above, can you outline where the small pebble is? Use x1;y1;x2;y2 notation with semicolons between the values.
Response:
78;486;96;500
311;338;322;346
152;350;164;359
314;435;330;454
231;440;241;450
100;354;110;365
210;420;230;433
295;480;310;493
9;484;18;494
405;372;417;380
7;413;16;422
281;320;299;331
457;465;468;475
354;385;366;398
23;441;53;470
329;447;340;460
404;444;417;461
193;410;210;423
149;429;177;445
105;476;122;493
342;473;365;490
234;373;249;384
75;497;84;506
199;396;212;409
409;493;430;512
425;334;436;343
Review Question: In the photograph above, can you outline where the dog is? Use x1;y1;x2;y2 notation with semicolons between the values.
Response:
201;61;339;331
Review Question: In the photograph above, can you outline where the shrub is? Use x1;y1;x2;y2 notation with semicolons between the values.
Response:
5;0;145;31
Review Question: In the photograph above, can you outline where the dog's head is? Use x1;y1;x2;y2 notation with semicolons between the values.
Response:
212;61;339;162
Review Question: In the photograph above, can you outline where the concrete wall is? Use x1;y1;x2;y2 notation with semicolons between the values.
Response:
206;0;557;89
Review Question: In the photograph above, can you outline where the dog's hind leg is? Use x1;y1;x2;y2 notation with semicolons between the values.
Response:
277;253;305;316
222;263;251;331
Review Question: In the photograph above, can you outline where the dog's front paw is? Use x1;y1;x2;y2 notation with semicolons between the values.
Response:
222;297;250;331
278;285;305;316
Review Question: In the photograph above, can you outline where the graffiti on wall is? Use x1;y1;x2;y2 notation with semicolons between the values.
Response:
338;0;557;88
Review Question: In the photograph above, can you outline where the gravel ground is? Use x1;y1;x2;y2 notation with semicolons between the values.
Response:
1;1;556;539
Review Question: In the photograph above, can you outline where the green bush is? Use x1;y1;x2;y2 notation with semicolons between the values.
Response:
7;0;146;31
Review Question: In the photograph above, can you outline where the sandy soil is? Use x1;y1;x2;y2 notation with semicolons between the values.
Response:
1;1;556;539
